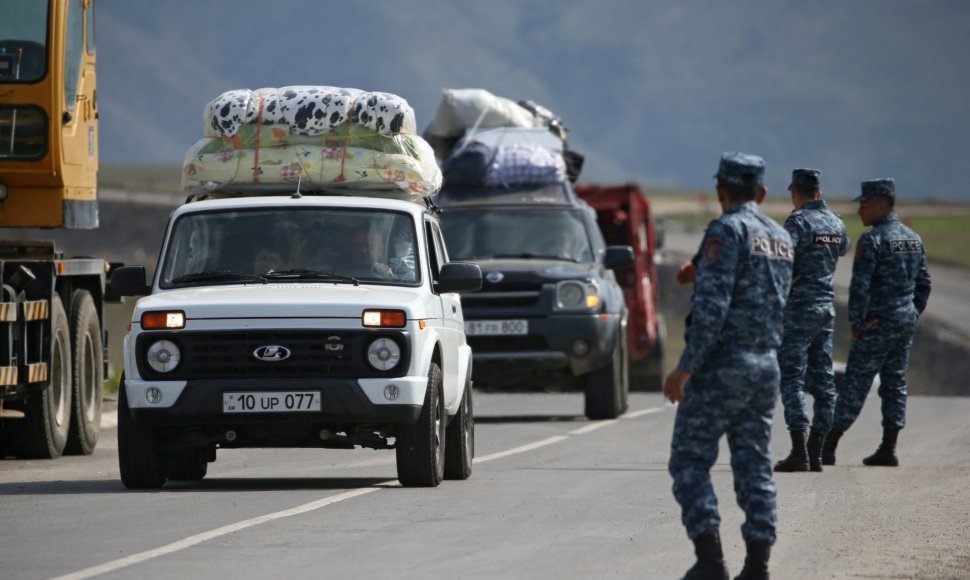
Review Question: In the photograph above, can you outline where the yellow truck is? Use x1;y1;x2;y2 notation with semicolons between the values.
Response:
0;0;108;458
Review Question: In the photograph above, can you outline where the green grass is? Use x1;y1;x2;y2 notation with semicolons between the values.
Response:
663;210;970;269
898;216;970;269
662;211;718;230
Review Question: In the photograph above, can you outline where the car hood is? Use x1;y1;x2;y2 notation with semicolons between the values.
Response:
133;284;437;321
472;258;598;286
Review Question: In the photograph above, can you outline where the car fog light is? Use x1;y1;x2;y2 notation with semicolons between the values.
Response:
384;384;400;401
146;339;180;373
367;338;401;371
145;387;163;404
571;339;591;357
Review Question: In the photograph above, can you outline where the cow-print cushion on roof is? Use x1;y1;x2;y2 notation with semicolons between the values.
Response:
204;86;416;138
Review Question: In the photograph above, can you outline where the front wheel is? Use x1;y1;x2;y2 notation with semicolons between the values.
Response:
118;375;166;489
167;447;210;481
396;362;446;487
65;290;103;455
444;376;474;480
4;294;72;459
583;330;628;420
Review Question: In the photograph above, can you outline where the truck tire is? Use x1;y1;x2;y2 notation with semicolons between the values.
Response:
167;448;209;481
584;330;628;420
396;362;445;487
118;375;166;489
444;376;474;480
5;294;72;459
65;290;103;455
631;314;666;392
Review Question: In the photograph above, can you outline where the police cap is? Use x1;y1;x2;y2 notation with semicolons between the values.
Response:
853;178;895;203
789;168;821;191
714;151;765;186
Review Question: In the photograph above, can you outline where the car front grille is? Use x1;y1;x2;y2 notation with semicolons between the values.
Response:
136;330;408;380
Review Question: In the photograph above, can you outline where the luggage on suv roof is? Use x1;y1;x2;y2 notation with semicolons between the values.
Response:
182;86;442;201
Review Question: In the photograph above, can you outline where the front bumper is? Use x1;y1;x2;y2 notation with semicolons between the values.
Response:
124;376;427;427
468;313;620;378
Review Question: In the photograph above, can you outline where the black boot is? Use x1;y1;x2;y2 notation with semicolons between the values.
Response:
862;428;899;466
821;429;843;466
734;540;770;580
773;430;809;472
807;430;825;472
682;532;729;580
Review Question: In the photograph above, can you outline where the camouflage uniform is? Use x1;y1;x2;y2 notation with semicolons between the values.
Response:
832;183;931;434
780;197;849;434
669;153;793;546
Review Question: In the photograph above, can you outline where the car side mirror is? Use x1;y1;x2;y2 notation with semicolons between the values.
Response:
437;262;482;294
603;245;635;270
110;265;151;296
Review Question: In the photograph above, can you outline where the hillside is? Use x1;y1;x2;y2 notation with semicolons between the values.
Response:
95;1;970;200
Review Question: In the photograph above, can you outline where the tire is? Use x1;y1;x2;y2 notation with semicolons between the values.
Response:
396;362;446;487
118;375;166;489
631;314;666;392
65;290;103;455
167;448;209;481
583;330;628;420
444;375;474;481
5;294;72;459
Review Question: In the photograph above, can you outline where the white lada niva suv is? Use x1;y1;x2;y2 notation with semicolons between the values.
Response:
110;193;481;488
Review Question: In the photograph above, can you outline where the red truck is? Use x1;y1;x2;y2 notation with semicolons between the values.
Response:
574;183;666;390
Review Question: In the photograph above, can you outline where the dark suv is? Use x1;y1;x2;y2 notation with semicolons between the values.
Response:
437;182;634;419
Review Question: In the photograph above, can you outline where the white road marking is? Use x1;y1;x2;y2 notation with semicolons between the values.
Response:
568;405;667;434
55;404;666;579
569;420;618;435
623;406;668;419
48;486;391;580
473;435;569;463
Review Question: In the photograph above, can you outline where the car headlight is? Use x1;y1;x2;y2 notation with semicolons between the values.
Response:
146;339;181;373
367;338;401;371
556;281;600;310
557;282;585;308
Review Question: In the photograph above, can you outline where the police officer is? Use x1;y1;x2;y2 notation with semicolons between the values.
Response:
823;179;931;467
664;152;793;580
774;169;849;473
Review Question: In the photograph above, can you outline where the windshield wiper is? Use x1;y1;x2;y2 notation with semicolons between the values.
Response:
170;271;267;284
262;269;360;286
492;253;581;262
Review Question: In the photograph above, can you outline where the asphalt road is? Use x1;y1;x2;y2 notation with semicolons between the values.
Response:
2;192;967;579
2;391;968;580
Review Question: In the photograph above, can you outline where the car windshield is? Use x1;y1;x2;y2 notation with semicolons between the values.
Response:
159;207;419;288
441;208;593;263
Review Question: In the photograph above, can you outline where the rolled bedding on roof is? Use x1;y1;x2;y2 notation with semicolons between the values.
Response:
186;86;440;200
204;86;417;138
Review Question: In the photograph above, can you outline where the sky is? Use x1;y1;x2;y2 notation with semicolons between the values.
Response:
93;1;970;201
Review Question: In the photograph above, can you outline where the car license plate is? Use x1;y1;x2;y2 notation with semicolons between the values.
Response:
223;392;321;413
464;319;528;336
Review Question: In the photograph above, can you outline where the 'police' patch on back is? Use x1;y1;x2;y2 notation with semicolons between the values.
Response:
812;233;844;246
751;235;794;261
890;239;922;253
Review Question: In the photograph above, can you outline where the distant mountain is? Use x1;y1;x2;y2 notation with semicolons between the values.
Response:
96;1;970;200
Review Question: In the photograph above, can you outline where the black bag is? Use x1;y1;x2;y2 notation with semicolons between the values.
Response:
563;149;585;183
442;141;493;187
